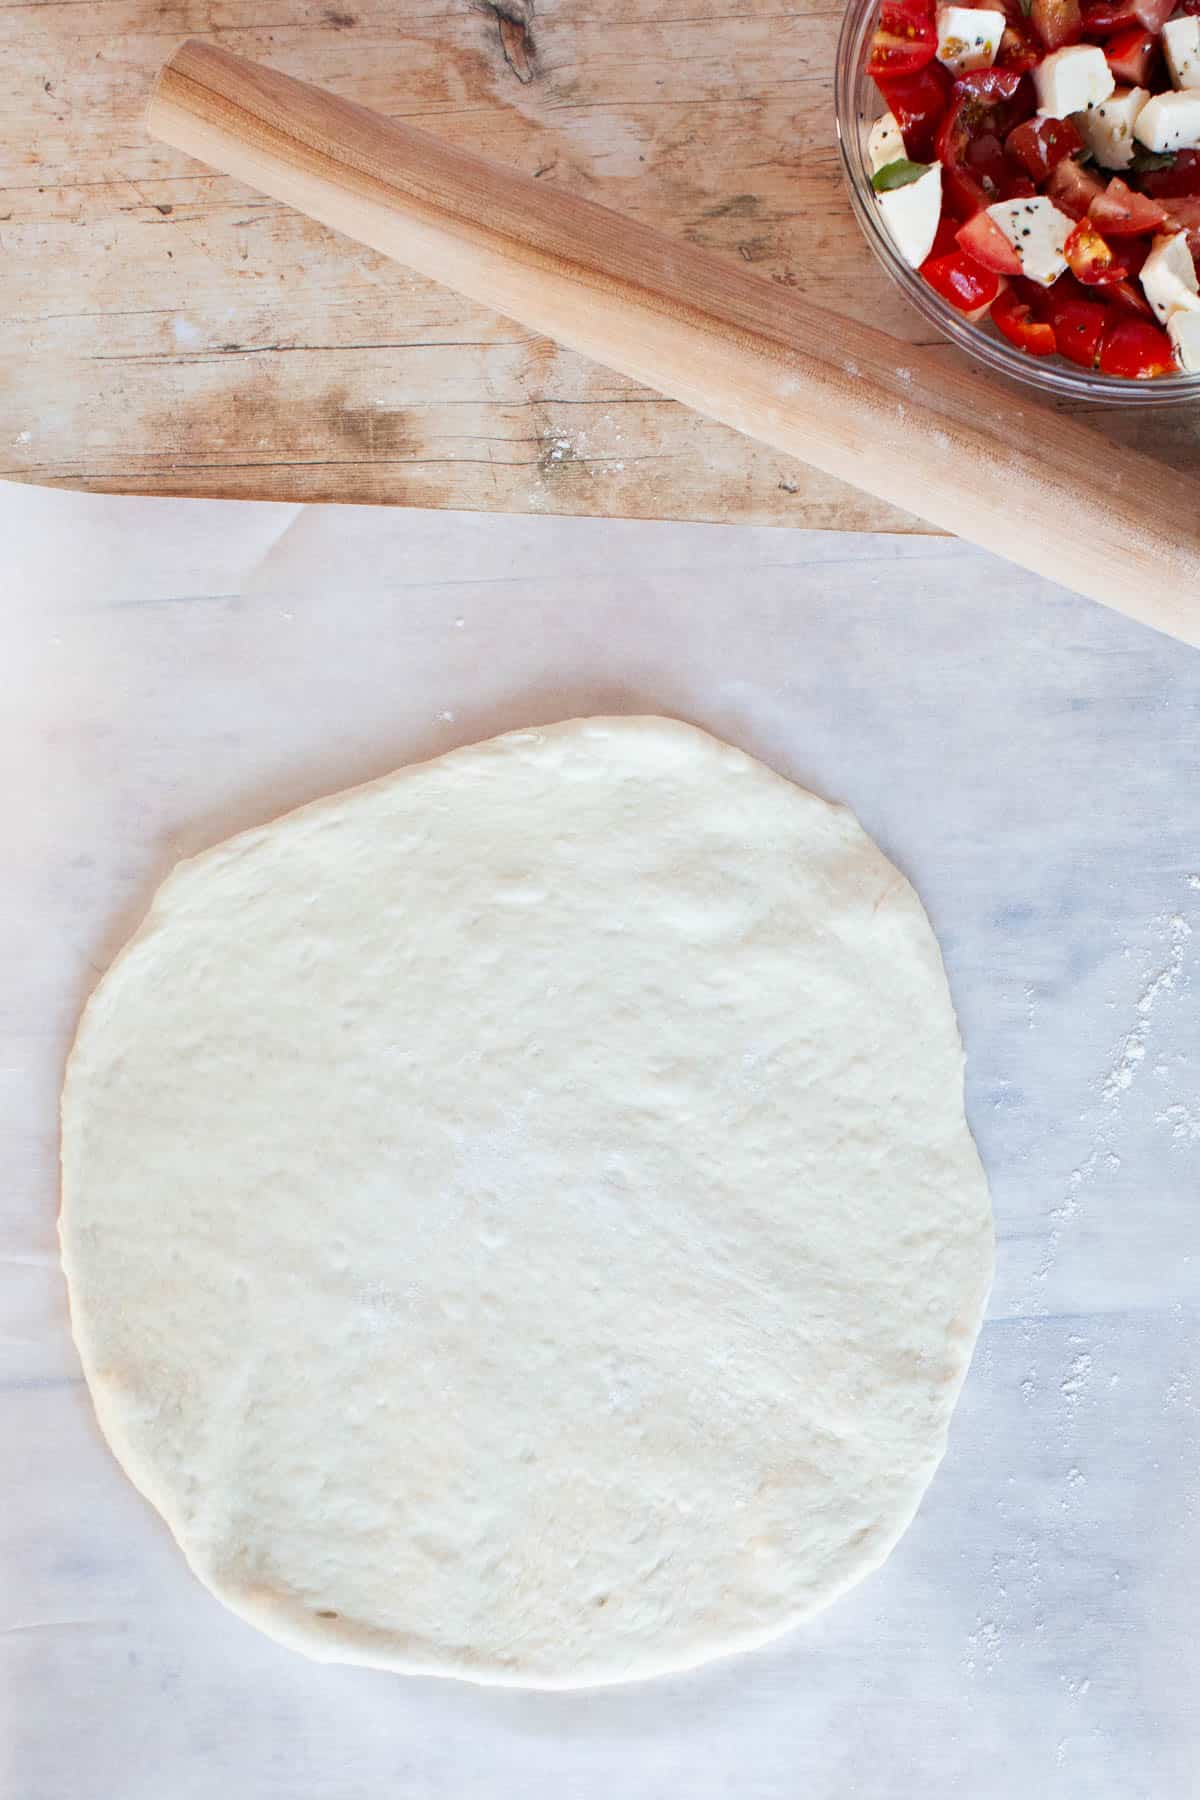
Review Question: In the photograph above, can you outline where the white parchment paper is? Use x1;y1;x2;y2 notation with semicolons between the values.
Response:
3;480;1198;1799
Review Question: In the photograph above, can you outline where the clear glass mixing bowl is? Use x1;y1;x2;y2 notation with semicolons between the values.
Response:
834;0;1200;405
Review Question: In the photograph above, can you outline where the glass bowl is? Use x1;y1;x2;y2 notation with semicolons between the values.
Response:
834;0;1200;405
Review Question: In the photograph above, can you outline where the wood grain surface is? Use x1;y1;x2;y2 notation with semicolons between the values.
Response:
3;0;1199;526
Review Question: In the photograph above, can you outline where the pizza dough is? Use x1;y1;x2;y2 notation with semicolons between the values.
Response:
60;717;993;1688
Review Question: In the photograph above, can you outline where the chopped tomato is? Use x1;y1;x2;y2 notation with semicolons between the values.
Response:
1117;233;1151;275
861;0;1192;378
989;0;1044;69
1000;18;1043;71
1044;293;1109;365
1031;0;1082;49
937;66;1025;161
956;210;1026;273
1108;275;1155;315
922;251;1002;312
1097;314;1177;375
1082;0;1171;28
1006;116;1083;181
1162;196;1200;255
1138;150;1200;201
929;215;964;264
1081;0;1129;29
1103;24;1159;85
1047;157;1107;219
942;163;992;217
998;17;1043;72
1064;218;1129;284
1089;177;1167;236
1024;269;1090;309
943;161;1033;220
991;285;1058;353
931;216;966;264
876;62;953;161
965;128;1037;199
868;0;938;76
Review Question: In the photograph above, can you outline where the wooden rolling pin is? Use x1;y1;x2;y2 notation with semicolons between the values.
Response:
148;39;1200;647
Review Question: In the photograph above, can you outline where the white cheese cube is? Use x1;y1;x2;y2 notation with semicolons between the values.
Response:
1035;45;1115;119
1072;86;1149;169
986;196;1073;286
1168;308;1200;371
1133;89;1200;152
935;4;1005;74
1163;17;1200;91
1139;231;1200;324
877;163;943;268
868;111;906;173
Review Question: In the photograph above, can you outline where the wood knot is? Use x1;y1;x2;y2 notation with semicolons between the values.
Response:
471;0;537;84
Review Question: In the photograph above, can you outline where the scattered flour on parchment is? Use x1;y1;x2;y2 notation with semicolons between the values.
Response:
976;883;1199;1720
1158;1101;1200;1143
1102;913;1191;1103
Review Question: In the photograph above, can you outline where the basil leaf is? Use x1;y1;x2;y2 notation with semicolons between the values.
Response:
1018;0;1032;14
871;158;932;192
1130;145;1177;173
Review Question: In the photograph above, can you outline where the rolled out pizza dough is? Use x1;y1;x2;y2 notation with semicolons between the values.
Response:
60;717;993;1688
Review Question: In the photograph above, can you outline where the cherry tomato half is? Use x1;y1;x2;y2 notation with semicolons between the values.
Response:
875;61;952;161
1064;218;1128;285
921;251;1002;312
936;67;1032;216
868;0;938;77
1097;314;1177;376
1045;294;1109;366
991;285;1058;353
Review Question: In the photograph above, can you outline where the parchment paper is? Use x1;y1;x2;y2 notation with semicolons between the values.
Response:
3;479;1198;1800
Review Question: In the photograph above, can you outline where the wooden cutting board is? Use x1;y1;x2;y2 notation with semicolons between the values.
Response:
3;0;1198;528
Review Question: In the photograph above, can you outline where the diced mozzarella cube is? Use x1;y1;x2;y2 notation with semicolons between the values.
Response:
877;163;943;268
1163;16;1200;91
1072;86;1149;170
1139;231;1200;324
935;4;1005;74
1168;308;1200;371
1133;89;1200;153
986;196;1073;286
868;111;906;173
1035;45;1115;119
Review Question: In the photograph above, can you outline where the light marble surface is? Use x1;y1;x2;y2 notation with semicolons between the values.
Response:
3;481;1198;1798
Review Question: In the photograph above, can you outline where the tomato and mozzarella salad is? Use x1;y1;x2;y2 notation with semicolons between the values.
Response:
864;0;1200;376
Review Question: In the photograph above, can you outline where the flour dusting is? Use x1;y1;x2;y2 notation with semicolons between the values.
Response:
1102;913;1191;1102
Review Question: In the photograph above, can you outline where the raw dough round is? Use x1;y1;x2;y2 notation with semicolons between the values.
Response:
61;717;992;1688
